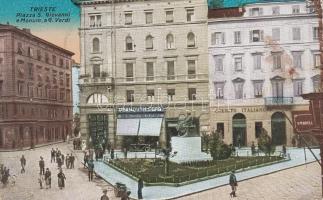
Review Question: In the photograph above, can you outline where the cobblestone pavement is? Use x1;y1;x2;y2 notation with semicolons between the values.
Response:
0;143;118;200
176;162;322;200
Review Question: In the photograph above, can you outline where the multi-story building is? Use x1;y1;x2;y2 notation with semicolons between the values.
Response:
208;1;320;146
77;0;209;148
0;24;74;149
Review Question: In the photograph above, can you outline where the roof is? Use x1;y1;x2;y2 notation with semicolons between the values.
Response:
0;24;74;56
208;0;305;9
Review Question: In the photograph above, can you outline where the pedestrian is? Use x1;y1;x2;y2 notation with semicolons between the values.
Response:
123;147;128;159
1;167;9;185
251;141;256;156
138;178;144;199
51;148;56;163
20;155;26;173
73;139;76;150
95;149;99;161
39;157;45;175
45;168;51;189
110;148;114;160
70;154;75;169
57;169;66;189
84;152;89;168
100;189;110;200
56;150;60;162
61;154;65;167
38;174;45;189
282;145;287;157
229;171;238;198
66;154;70;169
57;156;62;169
88;159;94;181
121;191;131;200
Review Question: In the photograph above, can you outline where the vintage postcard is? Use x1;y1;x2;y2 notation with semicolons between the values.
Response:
0;0;322;200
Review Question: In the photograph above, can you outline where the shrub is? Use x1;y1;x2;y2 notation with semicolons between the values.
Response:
257;131;276;156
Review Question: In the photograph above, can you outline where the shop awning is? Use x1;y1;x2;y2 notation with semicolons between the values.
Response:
116;118;140;136
138;118;163;136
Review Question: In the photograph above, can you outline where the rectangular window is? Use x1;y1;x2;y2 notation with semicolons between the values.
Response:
90;16;95;27
147;89;155;101
45;53;49;64
214;55;224;71
211;32;225;45
272;28;280;41
126;63;134;82
234;57;242;71
145;12;153;24
90;15;101;27
125;12;132;25
18;81;24;96
187;60;196;79
66;77;70;87
250;8;263;16
186;8;194;22
234;31;241;44
272;81;284;97
255;122;263;138
59;58;64;67
37;50;42;61
188;88;196;100
96;15;101;27
167;61;175;80
313;77;320;92
314;53;321;68
253;53;262;70
214;82;224;99
126;90;134;102
234;82;244;99
293;80;303;97
272;52;282;69
313;27;319;40
27;47;33;57
52;55;56;65
250;30;264;42
292;5;300;14
66;60;70;69
167;89;175;101
292;51;303;68
272;6;280;15
17;42;23;55
253;81;263;98
292;27;301;40
146;62;154;81
28;63;33;79
166;10;174;23
93;64;100;78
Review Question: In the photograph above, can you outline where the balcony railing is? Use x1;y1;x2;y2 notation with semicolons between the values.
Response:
264;97;293;106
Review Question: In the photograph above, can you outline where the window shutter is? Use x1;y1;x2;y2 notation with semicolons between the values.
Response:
249;31;253;42
221;33;225;44
211;33;216;45
260;30;264;41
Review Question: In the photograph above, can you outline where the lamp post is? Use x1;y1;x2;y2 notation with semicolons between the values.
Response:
302;0;323;197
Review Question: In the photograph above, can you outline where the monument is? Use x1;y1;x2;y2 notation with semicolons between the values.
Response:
170;112;212;163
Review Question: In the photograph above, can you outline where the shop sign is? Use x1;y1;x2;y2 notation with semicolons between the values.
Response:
292;111;313;133
117;106;165;113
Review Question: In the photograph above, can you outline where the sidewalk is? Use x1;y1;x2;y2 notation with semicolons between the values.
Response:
0;140;66;152
93;148;320;200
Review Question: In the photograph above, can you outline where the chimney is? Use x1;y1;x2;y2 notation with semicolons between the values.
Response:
22;28;31;34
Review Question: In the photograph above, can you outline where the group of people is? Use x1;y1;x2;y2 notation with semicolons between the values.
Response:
51;148;75;169
0;164;11;186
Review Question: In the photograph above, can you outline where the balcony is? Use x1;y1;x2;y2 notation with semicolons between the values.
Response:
264;97;293;106
79;75;113;85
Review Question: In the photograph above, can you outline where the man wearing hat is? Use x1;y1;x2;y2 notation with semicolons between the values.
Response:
100;189;109;200
39;156;45;175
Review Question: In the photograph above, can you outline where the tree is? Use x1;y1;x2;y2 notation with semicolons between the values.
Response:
201;132;211;152
257;130;276;156
209;131;232;160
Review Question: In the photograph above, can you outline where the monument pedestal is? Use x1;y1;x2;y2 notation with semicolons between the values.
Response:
170;136;212;163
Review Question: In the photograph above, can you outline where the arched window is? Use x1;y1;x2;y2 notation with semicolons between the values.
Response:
92;38;100;52
145;35;153;50
87;93;109;104
187;32;195;47
126;36;133;51
166;34;174;49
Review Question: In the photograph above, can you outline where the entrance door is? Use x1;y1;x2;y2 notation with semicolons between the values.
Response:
271;112;286;145
88;114;108;149
232;113;247;147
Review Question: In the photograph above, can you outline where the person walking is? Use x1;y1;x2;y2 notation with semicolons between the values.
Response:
110;148;114;160
88;159;94;181
66;154;70;169
39;157;45;175
229;171;238;198
51;148;56;163
83;152;89;168
20;155;26;173
138;178;144;199
100;189;110;200
70;154;75;169
57;169;66;189
45;168;51;189
61;154;65;167
57;156;62;169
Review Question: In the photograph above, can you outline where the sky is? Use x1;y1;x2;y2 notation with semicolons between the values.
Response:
0;0;81;62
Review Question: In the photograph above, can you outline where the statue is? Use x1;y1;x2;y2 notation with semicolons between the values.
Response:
176;112;199;137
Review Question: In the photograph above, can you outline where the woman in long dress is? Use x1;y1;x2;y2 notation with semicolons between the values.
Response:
57;169;66;189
